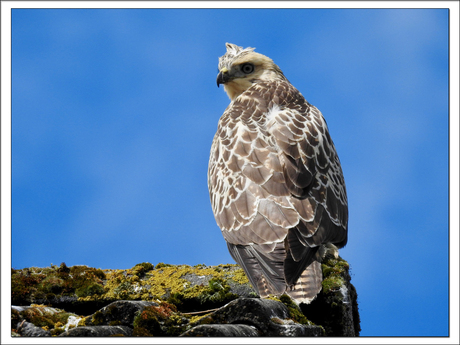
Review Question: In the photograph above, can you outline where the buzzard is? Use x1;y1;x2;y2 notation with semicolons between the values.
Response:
208;43;348;304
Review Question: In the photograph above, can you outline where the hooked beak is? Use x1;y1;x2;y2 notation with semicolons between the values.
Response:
216;68;231;87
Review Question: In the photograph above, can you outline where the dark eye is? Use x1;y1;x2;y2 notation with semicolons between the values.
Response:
241;63;254;74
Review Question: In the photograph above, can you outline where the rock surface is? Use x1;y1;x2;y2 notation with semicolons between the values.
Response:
11;258;360;337
182;298;324;337
83;300;159;327
301;256;361;336
181;324;259;336
17;321;51;337
59;325;133;337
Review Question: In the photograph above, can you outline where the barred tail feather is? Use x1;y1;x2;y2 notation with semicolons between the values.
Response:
285;260;323;304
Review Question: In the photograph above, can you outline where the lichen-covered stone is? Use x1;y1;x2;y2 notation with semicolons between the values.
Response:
16;321;51;337
11;260;360;337
301;255;361;336
132;300;191;336
59;325;132;337
181;324;260;336
11;263;111;315
12;305;80;336
11;262;255;315
84;300;159;327
186;298;324;337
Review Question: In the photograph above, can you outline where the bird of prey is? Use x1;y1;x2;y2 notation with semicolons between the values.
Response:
208;43;348;304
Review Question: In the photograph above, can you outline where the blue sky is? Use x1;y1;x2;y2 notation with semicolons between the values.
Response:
7;7;451;337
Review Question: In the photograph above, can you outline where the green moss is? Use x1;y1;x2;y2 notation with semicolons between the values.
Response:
99;263;243;310
155;262;173;269
68;266;106;296
40;276;65;294
16;306;78;336
105;303;118;317
166;292;184;307
11;269;44;305
50;327;66;336
131;262;154;277
205;277;238;303
164;276;238;311
75;283;105;298
12;264;108;305
188;313;213;325
278;294;314;326
24;309;54;328
53;312;74;325
112;281;133;299
11;308;21;330
91;310;104;325
322;275;345;294
321;256;349;294
78;316;90;327
13;263;251;317
227;267;250;285
301;256;359;336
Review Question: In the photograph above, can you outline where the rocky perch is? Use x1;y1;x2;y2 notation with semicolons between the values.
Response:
11;257;360;337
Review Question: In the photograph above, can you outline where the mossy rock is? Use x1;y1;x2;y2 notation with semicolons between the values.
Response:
99;263;253;312
12;260;359;337
185;297;324;337
132;301;189;336
129;262;154;277
12;306;80;337
301;256;360;336
12;262;255;316
11;263;107;307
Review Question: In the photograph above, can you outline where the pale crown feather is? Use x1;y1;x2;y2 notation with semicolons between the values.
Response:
217;43;287;100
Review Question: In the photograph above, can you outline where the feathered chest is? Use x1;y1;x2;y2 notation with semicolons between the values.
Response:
215;80;311;152
208;79;347;231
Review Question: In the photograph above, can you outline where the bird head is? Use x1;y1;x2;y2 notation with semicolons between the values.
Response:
217;43;286;100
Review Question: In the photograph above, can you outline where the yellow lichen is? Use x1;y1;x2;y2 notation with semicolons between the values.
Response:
225;267;250;284
24;263;251;310
77;316;90;327
188;313;213;325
